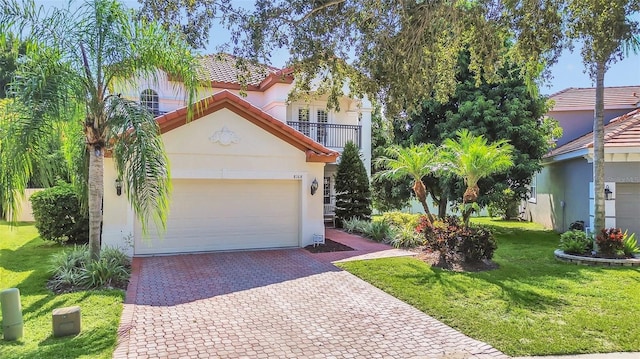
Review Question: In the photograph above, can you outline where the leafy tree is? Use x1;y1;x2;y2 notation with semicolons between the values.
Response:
370;105;412;212
0;0;200;259
335;141;371;225
0;34;26;98
564;0;640;234
441;130;514;225
374;144;440;223
392;51;559;214
137;1;568;115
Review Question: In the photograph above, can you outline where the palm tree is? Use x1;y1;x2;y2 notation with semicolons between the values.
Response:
375;144;441;223
0;0;200;259
441;129;514;225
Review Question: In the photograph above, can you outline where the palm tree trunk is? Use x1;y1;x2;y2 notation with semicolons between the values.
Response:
593;62;606;235
413;180;433;224
88;145;104;260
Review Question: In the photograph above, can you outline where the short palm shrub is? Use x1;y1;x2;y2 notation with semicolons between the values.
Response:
596;228;625;258
421;216;497;263
559;230;592;255
30;181;89;244
49;245;130;292
389;225;424;248
622;231;640;257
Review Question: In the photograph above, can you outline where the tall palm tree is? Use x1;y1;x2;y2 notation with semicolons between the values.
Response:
441;129;514;224
0;0;200;259
375;144;441;223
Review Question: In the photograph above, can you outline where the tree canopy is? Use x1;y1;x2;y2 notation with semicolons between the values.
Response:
0;0;201;259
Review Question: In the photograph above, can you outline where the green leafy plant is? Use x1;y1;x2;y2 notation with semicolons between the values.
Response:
381;211;422;229
389;225;424;248
487;188;520;220
30;181;89;244
342;217;370;234
334;141;372;226
365;220;393;242
622;230;640;257
596;228;625;258
49;245;130;292
559;230;592;255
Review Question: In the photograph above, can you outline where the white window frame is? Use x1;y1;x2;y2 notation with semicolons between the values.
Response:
528;175;537;203
140;89;159;115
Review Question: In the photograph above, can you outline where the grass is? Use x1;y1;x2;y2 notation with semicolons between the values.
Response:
338;217;640;357
0;221;124;359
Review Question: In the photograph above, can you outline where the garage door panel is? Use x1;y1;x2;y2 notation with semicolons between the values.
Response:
616;183;640;237
135;179;300;255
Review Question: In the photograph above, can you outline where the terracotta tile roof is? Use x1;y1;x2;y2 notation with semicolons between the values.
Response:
548;86;640;111
195;54;293;91
154;90;339;163
546;108;640;158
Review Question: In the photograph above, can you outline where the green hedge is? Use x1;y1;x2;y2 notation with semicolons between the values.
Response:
30;182;88;244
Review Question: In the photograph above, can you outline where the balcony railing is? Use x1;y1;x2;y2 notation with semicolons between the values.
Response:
287;121;361;149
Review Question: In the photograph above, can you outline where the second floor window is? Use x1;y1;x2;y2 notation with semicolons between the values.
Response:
140;89;159;116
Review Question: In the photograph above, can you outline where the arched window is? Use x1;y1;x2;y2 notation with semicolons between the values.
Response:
140;89;159;116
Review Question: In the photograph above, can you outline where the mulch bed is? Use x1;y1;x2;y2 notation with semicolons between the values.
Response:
413;248;499;272
304;238;355;253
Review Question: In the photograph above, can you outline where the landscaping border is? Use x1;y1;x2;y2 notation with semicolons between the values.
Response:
554;250;640;267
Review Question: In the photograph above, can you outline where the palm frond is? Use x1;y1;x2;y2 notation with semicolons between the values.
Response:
106;96;170;233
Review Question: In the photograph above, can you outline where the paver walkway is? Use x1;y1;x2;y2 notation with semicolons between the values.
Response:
114;230;508;359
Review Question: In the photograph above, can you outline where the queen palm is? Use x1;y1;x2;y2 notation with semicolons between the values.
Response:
375;144;441;223
441;129;514;224
0;0;200;259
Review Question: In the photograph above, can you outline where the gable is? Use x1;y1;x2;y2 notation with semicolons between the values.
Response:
155;90;338;163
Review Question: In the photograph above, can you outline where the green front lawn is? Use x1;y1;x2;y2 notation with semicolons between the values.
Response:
0;222;124;359
338;218;640;356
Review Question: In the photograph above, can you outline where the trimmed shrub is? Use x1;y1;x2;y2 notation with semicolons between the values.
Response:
381;211;422;229
421;216;497;263
487;188;519;220
335;141;372;226
559;230;592;255
30;182;88;244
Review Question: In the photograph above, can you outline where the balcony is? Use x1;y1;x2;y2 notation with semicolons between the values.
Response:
287;121;361;149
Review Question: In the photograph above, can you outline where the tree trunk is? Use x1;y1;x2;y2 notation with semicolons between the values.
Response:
88;145;104;260
593;62;606;235
462;185;479;226
430;191;447;219
413;180;432;224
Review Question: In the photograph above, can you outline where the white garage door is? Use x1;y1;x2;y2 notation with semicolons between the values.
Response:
135;179;300;255
616;183;640;238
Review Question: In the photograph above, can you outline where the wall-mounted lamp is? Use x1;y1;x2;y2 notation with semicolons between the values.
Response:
115;178;123;196
604;185;613;200
310;178;319;196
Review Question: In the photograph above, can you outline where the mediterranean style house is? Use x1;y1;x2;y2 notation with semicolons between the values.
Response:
101;54;373;255
524;86;640;237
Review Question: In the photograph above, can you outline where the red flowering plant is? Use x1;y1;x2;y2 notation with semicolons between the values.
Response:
595;228;625;258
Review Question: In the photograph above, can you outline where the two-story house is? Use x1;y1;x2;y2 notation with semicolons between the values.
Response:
525;86;640;236
102;54;372;256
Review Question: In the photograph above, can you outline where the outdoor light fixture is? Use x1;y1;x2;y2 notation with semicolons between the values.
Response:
604;185;613;200
310;178;319;195
115;178;123;196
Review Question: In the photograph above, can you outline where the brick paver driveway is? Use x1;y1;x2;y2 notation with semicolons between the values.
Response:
115;249;507;359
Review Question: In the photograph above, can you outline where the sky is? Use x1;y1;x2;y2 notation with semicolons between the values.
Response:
37;0;640;95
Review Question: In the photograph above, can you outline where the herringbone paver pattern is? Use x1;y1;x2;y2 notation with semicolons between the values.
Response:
115;249;508;359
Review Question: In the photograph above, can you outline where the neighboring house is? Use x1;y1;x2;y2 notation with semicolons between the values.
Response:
102;54;373;256
526;86;640;236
